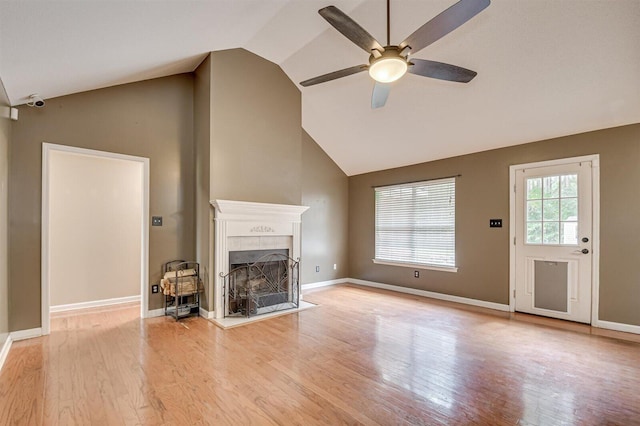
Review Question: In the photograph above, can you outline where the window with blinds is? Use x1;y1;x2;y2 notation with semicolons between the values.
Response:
375;177;456;269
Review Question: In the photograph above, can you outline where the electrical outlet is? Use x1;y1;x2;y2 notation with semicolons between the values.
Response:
315;266;320;272
414;270;419;278
489;219;502;228
152;216;163;226
151;284;159;293
333;264;337;270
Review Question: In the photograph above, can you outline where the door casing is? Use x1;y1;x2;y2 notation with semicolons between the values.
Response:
509;155;600;324
41;143;150;335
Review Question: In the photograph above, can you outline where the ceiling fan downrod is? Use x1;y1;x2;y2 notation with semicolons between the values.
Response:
386;0;390;47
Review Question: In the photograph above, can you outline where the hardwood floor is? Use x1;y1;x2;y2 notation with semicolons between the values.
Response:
1;284;639;425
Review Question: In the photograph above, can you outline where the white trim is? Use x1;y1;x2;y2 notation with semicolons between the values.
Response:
509;163;517;312
590;159;601;328
10;327;43;341
0;335;12;373
50;295;140;313
301;278;349;291
147;308;165;318
372;259;458;273
509;155;601;171
594;320;640;335
199;307;214;319
41;143;151;335
349;278;510;312
508;155;600;324
41;144;51;334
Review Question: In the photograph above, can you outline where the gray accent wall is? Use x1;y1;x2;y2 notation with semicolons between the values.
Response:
209;49;302;205
9;75;195;330
0;79;10;346
302;130;349;284
194;54;213;311
349;123;640;326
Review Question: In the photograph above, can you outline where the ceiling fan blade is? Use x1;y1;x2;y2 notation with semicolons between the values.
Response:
371;82;391;109
408;59;477;83
407;58;478;83
300;64;368;87
399;0;490;54
319;6;384;54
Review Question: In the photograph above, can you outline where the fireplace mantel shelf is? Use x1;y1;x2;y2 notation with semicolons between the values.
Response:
211;200;309;222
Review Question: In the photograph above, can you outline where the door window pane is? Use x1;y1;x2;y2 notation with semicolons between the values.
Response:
542;199;559;221
543;222;560;244
527;178;542;200
527;222;542;244
561;222;578;245
561;175;578;197
560;198;578;221
543;176;559;198
527;200;542;221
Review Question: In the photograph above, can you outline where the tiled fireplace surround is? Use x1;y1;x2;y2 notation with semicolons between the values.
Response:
210;200;309;319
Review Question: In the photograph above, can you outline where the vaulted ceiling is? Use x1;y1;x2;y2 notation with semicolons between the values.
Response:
1;0;638;175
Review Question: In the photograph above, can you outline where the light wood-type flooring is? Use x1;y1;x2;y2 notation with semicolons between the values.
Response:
1;284;639;425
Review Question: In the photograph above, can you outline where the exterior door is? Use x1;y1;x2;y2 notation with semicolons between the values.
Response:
514;160;593;323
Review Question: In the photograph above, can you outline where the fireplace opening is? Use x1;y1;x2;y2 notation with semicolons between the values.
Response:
224;249;299;318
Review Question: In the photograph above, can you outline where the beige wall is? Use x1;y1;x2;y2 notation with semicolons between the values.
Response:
301;130;349;283
349;123;640;326
0;79;10;346
209;49;302;205
49;151;143;306
194;54;212;311
9;75;195;330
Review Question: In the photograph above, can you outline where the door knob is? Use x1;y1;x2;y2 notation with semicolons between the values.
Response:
582;237;589;243
581;248;589;254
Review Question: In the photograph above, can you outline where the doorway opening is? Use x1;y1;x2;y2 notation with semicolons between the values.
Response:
41;143;150;335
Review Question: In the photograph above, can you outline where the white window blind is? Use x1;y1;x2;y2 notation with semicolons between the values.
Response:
375;177;456;268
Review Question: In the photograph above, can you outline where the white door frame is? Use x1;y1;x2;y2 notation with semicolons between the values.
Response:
509;154;600;325
41;143;150;335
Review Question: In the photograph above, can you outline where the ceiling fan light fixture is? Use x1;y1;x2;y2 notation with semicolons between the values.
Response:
368;57;407;83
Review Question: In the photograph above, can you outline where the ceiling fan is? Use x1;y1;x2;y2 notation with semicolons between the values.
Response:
300;0;490;108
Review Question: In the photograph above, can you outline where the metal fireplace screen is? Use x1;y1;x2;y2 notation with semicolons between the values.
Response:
223;251;300;318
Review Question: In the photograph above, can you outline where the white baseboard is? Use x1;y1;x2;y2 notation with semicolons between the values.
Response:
301;278;348;291
199;307;214;319
50;295;141;313
594;320;640;335
348;278;511;312
0;335;12;373
146;308;165;318
10;327;43;341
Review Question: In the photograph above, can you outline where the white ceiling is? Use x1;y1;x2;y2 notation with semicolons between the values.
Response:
1;0;639;176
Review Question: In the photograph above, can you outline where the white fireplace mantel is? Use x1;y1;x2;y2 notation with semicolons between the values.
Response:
210;199;309;319
212;199;309;223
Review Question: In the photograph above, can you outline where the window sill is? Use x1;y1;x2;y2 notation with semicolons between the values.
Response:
372;259;458;273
